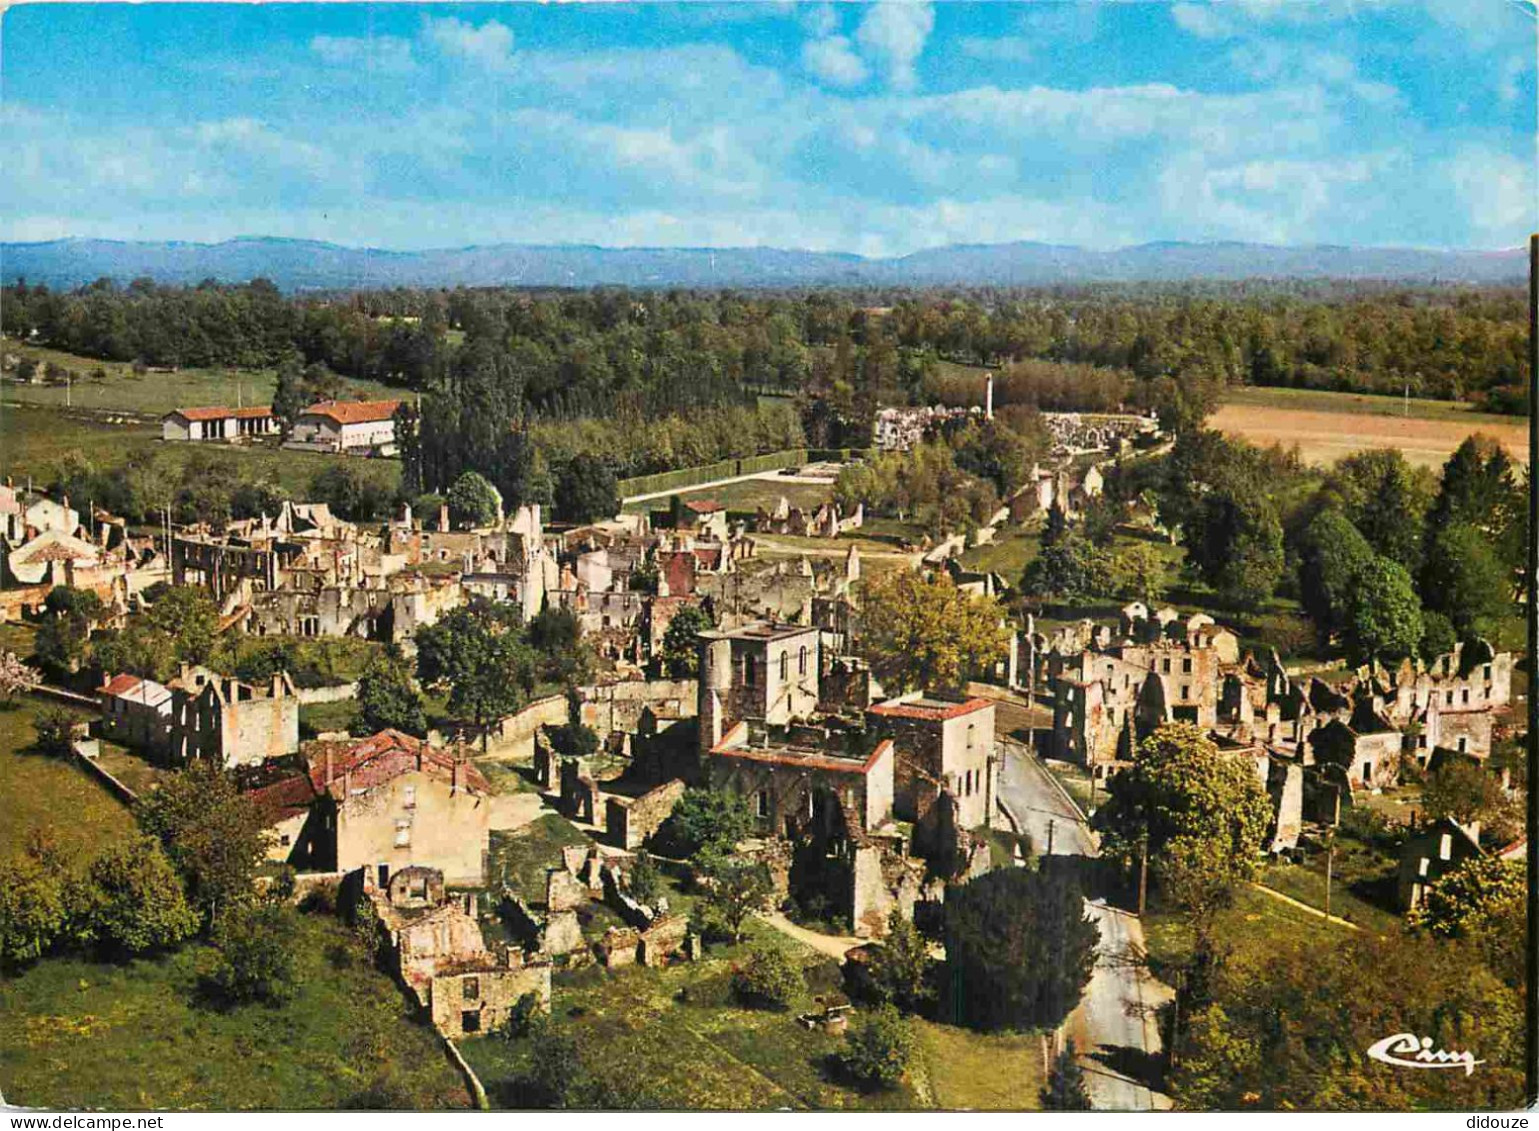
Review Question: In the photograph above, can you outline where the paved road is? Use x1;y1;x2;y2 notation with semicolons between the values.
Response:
997;740;1171;1111
997;738;1095;858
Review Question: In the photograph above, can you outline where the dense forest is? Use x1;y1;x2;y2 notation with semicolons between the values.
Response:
3;275;1528;516
3;277;1526;414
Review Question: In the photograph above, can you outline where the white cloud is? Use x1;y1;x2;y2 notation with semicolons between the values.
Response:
802;35;869;87
1157;150;1396;242
854;2;934;90
1447;145;1534;242
423;17;515;72
801;4;840;38
958;36;1035;63
1170;3;1232;39
310;34;416;74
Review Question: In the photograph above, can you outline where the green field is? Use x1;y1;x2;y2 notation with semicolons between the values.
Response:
1;339;399;417
1219;384;1519;426
0;404;401;500
958;525;1040;579
0;699;128;865
0;910;469;1110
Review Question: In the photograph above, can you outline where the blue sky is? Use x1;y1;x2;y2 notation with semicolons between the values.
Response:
1;1;1533;254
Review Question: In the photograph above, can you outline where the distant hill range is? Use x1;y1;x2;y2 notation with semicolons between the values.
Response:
1;236;1525;291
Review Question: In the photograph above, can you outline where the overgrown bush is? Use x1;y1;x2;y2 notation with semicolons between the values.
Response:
203;901;299;1006
32;706;79;758
730;946;802;1011
836;1005;914;1091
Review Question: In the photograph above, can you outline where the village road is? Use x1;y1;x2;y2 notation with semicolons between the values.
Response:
997;743;1171;1111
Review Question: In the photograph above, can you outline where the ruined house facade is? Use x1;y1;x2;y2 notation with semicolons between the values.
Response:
344;864;551;1040
697;621;822;754
291;730;492;886
866;693;996;832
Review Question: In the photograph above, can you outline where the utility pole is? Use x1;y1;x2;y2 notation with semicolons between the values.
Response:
1047;818;1055;857
1324;831;1336;921
1525;232;1538;1110
1137;827;1149;916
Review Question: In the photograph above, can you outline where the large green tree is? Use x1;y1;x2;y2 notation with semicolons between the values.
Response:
859;570;1009;693
1419;523;1511;641
1171;930;1523;1110
658;605;713;678
1343;556;1423;664
1405;855;1524;985
136;761;272;925
355;649;427;737
414;604;537;750
446;470;502;529
1328;448;1434;573
1096;724;1272;935
76;836;199;956
1184;490;1285;610
942;865;1099;1032
554;454;619;524
1295;509;1375;641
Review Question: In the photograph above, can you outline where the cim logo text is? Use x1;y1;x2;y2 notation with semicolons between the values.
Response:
1367;1033;1483;1076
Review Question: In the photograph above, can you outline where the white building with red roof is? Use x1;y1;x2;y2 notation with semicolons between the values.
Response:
286;399;404;455
162;405;276;442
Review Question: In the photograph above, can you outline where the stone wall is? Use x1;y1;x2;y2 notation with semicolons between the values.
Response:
575;678;698;735
296;681;360;705
606;778;687;850
435;694;570;762
430;961;552;1039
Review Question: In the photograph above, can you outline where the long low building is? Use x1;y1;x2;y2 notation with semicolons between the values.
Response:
285;399;403;455
162;405;277;442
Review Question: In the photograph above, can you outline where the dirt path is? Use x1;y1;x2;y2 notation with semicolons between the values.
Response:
623;470;836;505
756;911;864;960
1247;881;1363;931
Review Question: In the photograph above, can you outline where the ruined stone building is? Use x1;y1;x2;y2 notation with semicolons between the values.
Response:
867;693;997;832
1393;816;1527;912
98;664;300;768
344;864;551;1040
1044;609;1239;774
265;730;492;885
166;664;300;768
692;618;983;938
697;621;823;754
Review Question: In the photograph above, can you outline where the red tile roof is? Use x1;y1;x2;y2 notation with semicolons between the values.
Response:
303;729;489;799
868;697;993;722
168;406;273;422
685;499;724;514
247;772;321;823
100;673;142;698
299;399;404;425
